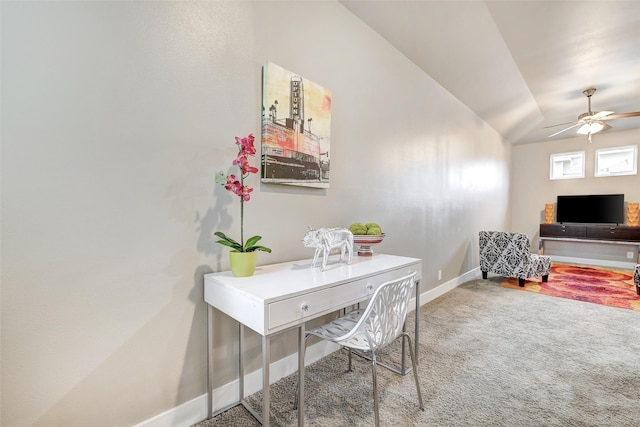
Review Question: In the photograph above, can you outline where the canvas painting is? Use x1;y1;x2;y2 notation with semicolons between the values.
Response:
261;62;331;188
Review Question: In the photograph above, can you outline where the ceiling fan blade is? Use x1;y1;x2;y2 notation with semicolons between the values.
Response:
601;121;612;131
591;110;614;119
602;111;640;120
544;120;579;129
548;122;582;137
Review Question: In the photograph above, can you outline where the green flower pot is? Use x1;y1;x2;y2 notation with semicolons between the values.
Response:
229;251;257;277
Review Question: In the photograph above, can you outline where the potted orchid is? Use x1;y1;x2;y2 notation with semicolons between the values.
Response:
214;133;271;276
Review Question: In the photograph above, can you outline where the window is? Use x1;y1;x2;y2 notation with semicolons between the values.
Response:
550;151;585;180
595;145;638;177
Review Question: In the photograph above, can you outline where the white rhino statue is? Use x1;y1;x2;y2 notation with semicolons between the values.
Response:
303;227;354;271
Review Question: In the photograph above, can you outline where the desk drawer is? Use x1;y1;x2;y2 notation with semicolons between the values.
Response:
267;267;420;331
331;268;417;306
269;288;333;330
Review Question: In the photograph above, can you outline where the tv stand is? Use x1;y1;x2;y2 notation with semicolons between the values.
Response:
539;224;640;264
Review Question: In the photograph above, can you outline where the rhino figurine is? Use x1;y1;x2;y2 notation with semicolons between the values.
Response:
303;227;354;271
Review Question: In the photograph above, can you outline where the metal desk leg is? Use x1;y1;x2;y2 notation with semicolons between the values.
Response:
415;279;420;364
238;326;267;425
239;324;245;402
401;278;420;373
207;305;214;419
262;335;271;427
298;324;305;426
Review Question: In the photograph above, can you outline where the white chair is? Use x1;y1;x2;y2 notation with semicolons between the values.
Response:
296;272;424;426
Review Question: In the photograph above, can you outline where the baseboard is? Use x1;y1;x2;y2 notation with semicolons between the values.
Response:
133;340;340;427
135;268;480;427
415;267;481;308
548;255;637;270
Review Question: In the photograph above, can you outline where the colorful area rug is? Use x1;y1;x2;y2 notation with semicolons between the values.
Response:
501;263;640;311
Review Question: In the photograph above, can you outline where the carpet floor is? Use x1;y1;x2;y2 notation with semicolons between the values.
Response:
195;276;640;426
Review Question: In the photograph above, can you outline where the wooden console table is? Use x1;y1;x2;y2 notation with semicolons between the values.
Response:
204;253;422;426
539;224;640;263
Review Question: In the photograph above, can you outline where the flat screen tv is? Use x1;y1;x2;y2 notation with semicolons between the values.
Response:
556;194;625;224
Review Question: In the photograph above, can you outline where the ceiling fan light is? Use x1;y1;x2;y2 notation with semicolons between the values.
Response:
577;123;591;135
591;121;604;133
577;122;604;135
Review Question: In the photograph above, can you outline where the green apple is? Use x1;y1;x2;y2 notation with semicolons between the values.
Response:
348;223;367;235
366;226;382;235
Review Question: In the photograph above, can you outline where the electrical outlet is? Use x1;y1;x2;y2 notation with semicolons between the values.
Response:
627;252;634;259
438;270;442;280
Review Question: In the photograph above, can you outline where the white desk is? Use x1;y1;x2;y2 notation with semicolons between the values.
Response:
204;253;422;426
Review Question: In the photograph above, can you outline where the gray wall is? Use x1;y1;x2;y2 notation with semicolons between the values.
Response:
511;128;640;257
1;2;511;426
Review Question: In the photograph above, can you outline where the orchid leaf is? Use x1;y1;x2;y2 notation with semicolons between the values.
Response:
247;245;272;253
244;235;263;248
214;239;242;252
214;231;243;251
244;235;271;253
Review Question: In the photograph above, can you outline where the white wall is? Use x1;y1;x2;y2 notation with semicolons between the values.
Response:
511;128;640;255
1;2;510;426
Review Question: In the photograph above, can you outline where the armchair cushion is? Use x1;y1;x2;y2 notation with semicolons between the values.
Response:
479;231;551;287
634;264;639;296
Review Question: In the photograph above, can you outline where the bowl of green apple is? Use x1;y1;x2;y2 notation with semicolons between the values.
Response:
348;222;385;256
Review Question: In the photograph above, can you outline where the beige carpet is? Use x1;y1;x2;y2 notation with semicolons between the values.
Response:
195;277;640;426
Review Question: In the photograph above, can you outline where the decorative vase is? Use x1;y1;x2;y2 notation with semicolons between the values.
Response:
628;202;639;227
352;234;386;257
544;203;554;224
229;251;257;277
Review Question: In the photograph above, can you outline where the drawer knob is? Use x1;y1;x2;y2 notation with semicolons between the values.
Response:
300;303;309;312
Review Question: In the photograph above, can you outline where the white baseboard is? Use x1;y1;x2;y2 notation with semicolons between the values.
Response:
133;340;340;427
135;268;479;427
548;255;637;270
416;267;480;308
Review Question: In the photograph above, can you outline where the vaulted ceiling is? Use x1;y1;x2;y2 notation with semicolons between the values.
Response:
341;0;640;145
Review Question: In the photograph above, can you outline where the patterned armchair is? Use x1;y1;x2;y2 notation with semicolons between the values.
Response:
479;231;551;287
634;264;639;296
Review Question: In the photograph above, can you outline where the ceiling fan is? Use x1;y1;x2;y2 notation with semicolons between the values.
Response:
546;88;640;143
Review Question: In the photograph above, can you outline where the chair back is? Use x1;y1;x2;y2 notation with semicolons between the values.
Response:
351;272;416;351
479;231;533;276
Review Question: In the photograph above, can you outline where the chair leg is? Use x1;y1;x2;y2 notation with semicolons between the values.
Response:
368;336;425;427
542;274;549;283
370;353;380;427
402;333;424;410
347;348;353;372
518;278;525;287
482;271;488;279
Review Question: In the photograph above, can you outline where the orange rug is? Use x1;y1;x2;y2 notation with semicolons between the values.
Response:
501;263;640;311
